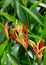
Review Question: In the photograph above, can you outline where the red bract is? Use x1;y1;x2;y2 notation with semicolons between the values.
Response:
21;26;24;35
33;46;38;55
24;22;28;49
39;39;44;49
32;39;44;55
31;39;46;62
11;35;22;44
39;39;44;55
11;35;17;41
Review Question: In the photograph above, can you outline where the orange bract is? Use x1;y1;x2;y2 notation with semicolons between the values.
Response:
2;22;9;39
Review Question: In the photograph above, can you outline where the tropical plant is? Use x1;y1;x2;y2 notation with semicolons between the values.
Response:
0;0;46;65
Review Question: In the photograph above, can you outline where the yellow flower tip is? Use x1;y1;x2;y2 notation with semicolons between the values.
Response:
29;40;37;48
38;46;46;54
37;54;43;62
16;36;25;47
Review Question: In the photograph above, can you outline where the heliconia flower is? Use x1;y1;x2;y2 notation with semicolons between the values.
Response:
11;22;28;50
2;22;9;39
31;39;46;62
32;39;44;55
11;35;25;47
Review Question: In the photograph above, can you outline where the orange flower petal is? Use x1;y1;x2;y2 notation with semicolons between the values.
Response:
3;23;9;39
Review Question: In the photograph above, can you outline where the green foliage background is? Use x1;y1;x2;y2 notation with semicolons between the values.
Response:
0;0;46;65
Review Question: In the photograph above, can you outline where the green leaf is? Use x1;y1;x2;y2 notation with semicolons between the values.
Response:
13;0;27;24
0;11;16;21
11;44;19;57
17;3;44;27
41;14;46;39
44;15;46;45
1;0;11;11
0;23;6;44
16;1;26;24
30;0;46;8
43;48;46;65
39;2;46;8
1;51;7;65
0;40;8;56
27;50;33;59
17;5;26;24
30;0;42;10
7;54;19;65
0;0;4;8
